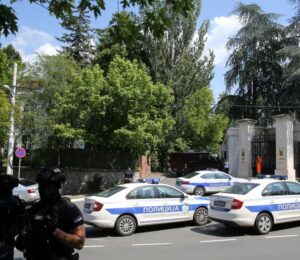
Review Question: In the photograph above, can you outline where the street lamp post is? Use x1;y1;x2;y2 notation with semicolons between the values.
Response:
3;63;18;175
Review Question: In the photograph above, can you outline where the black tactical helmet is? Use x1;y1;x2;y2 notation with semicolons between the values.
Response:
36;167;65;189
0;174;19;197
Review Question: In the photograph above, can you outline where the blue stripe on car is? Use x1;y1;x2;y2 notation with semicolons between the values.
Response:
106;203;208;215
246;202;300;212
189;182;231;187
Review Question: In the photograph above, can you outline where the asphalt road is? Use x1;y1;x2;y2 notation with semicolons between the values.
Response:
14;177;300;259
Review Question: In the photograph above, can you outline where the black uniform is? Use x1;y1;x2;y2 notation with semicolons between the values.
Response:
0;175;25;260
24;198;84;260
124;168;134;183
16;167;84;260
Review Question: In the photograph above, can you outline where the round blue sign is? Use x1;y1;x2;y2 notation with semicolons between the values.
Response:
15;147;26;159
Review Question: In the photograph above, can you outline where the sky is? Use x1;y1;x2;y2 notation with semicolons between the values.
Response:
0;0;296;101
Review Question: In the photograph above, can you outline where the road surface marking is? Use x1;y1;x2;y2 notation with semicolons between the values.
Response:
132;243;173;246
200;239;237;243
84;245;105;248
266;235;299;239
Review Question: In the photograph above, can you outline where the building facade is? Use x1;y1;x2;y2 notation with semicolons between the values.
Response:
223;115;300;181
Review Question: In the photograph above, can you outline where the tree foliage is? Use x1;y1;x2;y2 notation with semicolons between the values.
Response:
277;0;300;116
0;45;22;147
0;0;194;38
224;3;285;126
178;87;228;152
52;56;174;155
58;8;95;66
19;54;80;150
94;11;144;73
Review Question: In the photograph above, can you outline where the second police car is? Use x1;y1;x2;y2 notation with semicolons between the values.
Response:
176;170;248;196
83;183;209;236
209;179;300;234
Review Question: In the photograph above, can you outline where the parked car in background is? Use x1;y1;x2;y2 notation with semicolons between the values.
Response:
83;183;209;236
176;170;248;196
168;152;220;176
13;178;40;204
209;179;300;234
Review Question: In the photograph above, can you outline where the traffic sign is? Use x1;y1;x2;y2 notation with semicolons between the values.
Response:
15;147;26;159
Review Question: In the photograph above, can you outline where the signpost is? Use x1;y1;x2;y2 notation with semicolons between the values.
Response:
15;147;26;179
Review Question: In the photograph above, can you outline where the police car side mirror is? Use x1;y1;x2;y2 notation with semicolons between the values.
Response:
262;190;270;196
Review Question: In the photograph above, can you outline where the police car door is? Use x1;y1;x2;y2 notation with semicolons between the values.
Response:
262;182;291;223
285;182;300;220
201;172;219;193
215;172;231;192
154;185;190;222
127;186;164;225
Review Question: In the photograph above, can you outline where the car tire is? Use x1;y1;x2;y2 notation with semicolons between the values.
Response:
194;186;205;196
193;207;209;226
115;215;137;236
254;213;273;235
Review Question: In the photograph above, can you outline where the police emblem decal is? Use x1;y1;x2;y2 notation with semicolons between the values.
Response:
182;203;189;212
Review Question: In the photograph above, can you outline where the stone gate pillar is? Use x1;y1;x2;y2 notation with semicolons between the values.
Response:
275;114;296;180
238;119;256;178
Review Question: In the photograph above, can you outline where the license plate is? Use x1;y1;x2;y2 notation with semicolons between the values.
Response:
214;201;225;207
176;181;182;186
84;203;91;209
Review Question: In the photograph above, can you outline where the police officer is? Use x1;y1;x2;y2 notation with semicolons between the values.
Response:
124;167;134;183
0;174;25;260
16;167;85;260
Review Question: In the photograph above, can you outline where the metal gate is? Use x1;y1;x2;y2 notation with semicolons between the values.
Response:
251;135;276;176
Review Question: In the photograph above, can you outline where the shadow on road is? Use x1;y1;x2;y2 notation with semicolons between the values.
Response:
85;222;191;238
190;223;253;237
191;220;300;237
85;226;116;238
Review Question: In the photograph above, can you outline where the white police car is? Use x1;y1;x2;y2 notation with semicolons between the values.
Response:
209;179;300;234
83;183;209;236
176;170;248;196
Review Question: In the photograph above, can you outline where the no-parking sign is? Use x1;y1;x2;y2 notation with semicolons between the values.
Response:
15;147;26;159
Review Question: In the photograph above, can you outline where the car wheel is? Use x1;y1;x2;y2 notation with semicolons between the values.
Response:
194;186;205;196
193;207;209;226
115;215;137;236
254;213;273;235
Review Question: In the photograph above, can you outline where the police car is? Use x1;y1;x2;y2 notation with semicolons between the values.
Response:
176;170;248;196
209;179;300;234
83;183;209;236
13;178;40;204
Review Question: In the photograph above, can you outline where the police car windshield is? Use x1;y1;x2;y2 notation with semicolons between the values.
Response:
98;186;126;197
183;172;199;179
223;183;259;195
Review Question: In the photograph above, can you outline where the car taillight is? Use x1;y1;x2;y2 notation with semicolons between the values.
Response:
182;181;190;185
231;199;243;209
27;188;36;194
93;202;103;211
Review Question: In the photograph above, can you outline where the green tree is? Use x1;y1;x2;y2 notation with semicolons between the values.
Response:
0;0;194;38
177;87;228;152
58;8;95;66
0;89;10;148
104;56;174;155
94;11;144;73
52;56;174;156
225;3;284;125
277;0;300;118
0;45;22;148
19;54;80;150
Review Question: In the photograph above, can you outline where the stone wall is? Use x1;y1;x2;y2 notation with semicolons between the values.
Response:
14;167;137;195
